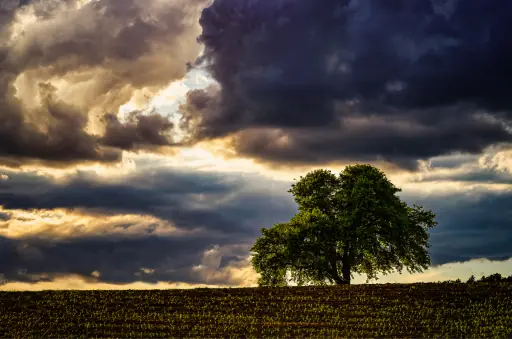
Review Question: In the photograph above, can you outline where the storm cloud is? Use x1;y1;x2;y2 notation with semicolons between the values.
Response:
0;168;296;235
1;0;511;288
0;234;256;285
180;0;512;169
0;167;297;285
1;162;511;285
403;191;512;266
0;0;207;167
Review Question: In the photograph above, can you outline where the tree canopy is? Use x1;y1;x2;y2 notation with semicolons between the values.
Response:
250;164;437;286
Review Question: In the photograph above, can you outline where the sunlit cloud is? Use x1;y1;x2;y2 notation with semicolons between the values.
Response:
0;0;511;290
0;207;183;240
0;275;234;291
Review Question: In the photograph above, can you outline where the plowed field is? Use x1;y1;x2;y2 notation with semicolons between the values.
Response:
1;282;511;338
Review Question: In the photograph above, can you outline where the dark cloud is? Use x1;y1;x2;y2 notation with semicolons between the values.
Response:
0;167;297;285
0;0;207;167
219;255;245;269
0;82;120;164
180;0;512;169
0;165;511;284
426;153;480;170
0;234;249;285
402;191;512;266
410;169;512;185
0;168;297;235
0;212;10;221
101;111;177;151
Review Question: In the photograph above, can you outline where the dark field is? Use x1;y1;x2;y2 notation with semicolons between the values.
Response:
1;282;511;338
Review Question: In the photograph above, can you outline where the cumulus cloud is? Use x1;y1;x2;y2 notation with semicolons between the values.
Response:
0;0;208;167
1;0;510;290
101;111;177;151
180;0;512;169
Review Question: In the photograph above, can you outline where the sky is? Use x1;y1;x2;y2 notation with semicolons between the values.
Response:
0;0;511;290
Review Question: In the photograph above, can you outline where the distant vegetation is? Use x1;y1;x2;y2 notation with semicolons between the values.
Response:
463;273;512;283
1;277;511;338
251;164;437;286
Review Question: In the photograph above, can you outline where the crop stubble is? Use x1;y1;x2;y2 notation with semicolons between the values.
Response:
0;282;511;338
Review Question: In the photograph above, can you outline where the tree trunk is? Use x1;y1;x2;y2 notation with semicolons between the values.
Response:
332;258;351;285
328;243;353;285
341;260;351;284
328;249;347;285
336;244;352;285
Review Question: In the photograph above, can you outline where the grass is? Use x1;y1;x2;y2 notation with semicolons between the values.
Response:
1;282;511;338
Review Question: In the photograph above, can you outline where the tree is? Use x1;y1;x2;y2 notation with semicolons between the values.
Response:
250;164;437;286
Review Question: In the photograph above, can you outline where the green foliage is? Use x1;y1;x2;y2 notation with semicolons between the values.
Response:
1;283;511;338
477;273;512;283
251;164;438;286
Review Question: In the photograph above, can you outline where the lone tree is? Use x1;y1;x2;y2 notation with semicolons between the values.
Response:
250;164;437;286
